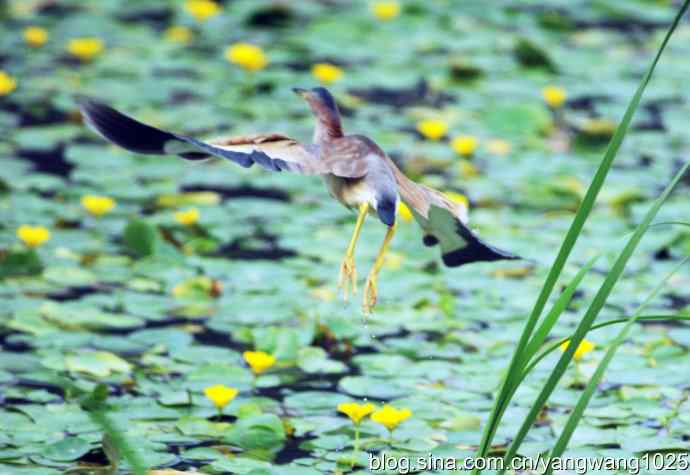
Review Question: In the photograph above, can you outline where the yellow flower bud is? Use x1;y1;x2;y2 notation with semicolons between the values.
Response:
203;384;238;409
560;338;595;361
416;119;448;141
174;208;200;226
0;71;17;96
444;191;469;209
311;63;343;84
397;202;414;222
371;1;401;21
184;0;221;22
370;404;411;431
67;37;104;61
225;43;268;72
337;402;376;424
165;26;193;44
243;351;276;375
24;26;48;47
451;135;479;157
81;195;116;217
542;85;567;109
17;225;51;248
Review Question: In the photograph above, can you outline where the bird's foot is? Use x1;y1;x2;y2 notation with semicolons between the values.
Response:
362;274;378;315
337;255;357;302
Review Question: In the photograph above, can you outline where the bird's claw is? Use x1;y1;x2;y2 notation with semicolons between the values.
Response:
338;255;357;302
362;274;378;315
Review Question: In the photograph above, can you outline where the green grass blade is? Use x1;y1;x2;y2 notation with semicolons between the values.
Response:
473;257;600;448
474;1;689;465
522;255;599;361
521;313;690;382
82;384;147;475
545;254;689;474
88;410;148;475
501;160;690;472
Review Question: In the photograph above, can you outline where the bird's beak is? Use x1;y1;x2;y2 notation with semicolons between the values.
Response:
292;87;310;98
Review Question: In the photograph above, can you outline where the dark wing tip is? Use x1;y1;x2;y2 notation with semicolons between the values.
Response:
442;242;520;267
76;95;180;155
443;217;521;267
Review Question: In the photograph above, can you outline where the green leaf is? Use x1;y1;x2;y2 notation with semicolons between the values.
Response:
43;436;91;462
65;351;132;377
513;37;557;71
225;414;286;450
123;219;158;257
0;250;42;278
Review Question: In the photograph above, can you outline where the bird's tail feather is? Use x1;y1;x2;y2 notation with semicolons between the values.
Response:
76;96;211;160
393;168;520;267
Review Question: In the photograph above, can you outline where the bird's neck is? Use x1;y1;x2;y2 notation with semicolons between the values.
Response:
313;115;343;144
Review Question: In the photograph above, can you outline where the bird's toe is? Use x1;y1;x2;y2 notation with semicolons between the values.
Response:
338;255;358;302
362;275;378;315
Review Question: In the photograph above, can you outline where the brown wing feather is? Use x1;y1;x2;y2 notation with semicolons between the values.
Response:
204;133;325;174
321;136;373;178
390;163;464;220
76;96;367;178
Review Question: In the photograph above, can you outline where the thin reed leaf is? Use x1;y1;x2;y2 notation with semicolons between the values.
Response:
523;255;599;362
82;385;148;475
501;160;690;472
522;313;690;382
88;410;148;475
474;2;690;467
544;255;689;474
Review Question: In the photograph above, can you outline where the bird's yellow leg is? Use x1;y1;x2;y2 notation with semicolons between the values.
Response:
338;203;369;302
362;222;397;314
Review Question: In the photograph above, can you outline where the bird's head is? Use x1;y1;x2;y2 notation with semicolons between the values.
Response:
293;87;339;118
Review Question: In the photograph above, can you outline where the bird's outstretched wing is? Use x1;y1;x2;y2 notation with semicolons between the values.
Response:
391;164;519;267
77;96;365;177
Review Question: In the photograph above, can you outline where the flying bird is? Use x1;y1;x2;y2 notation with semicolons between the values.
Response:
77;87;519;313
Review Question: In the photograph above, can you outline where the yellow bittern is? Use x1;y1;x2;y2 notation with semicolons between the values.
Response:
78;87;518;313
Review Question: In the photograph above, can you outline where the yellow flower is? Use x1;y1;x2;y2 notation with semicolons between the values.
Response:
24;26;48;47
397;202;414;222
543;85;567;109
184;0;221;22
203;384;239;409
458;159;479;179
338;402;376;425
81;195;116;217
487;139;511;156
311;63;343;84
243;351;276;375
165;25;193;44
16;225;51;248
371;1;401;21
67;37;104;61
451;135;479;157
444;191;469;209
560;338;595;361
174;208;200;226
0;71;17;96
370;404;412;432
225;43;268;72
416;119;448;141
